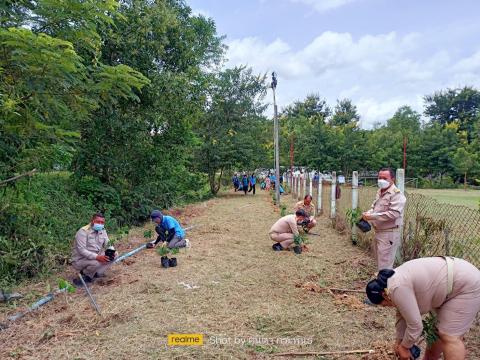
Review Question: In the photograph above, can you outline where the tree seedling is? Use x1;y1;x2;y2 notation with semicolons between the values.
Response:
155;245;180;268
58;278;76;305
143;229;153;240
144;229;155;248
422;312;439;348
280;204;287;217
156;245;170;268
293;234;306;254
169;247;179;267
346;208;364;244
58;278;76;294
106;227;128;261
346;208;362;228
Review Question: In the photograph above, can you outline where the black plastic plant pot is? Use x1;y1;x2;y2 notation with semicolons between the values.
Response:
293;245;302;254
356;219;371;233
161;256;170;268
169;258;177;267
105;247;116;261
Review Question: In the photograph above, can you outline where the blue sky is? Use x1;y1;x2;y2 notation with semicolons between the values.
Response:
188;0;480;127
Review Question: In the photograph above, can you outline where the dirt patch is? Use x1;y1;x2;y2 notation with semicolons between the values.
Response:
333;294;365;310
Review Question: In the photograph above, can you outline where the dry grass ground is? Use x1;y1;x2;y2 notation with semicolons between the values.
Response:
1;190;479;359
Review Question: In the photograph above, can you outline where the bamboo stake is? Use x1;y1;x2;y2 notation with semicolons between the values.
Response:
272;349;374;357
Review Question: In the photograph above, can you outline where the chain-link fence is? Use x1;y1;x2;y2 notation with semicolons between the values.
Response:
287;175;480;268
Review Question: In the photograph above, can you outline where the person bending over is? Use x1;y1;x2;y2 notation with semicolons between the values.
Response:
269;209;308;251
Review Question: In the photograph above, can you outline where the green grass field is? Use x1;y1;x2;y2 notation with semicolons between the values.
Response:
409;188;480;209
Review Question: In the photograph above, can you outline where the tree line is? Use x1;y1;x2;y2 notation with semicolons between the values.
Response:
280;89;480;187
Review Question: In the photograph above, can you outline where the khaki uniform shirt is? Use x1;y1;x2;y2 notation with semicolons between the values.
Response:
368;184;406;230
294;201;316;217
387;257;480;348
72;224;109;262
269;215;299;236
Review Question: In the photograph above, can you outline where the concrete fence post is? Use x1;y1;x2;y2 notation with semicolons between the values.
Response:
297;174;302;200
302;173;307;199
351;171;359;244
292;175;296;199
395;168;405;263
317;172;322;215
309;173;313;196
330;171;337;219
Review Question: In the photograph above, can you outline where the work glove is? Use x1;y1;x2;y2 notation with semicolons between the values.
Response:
146;242;155;249
96;255;110;263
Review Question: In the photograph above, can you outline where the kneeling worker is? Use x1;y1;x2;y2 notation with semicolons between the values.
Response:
269;209;308;251
366;257;480;360
147;210;189;249
294;195;317;231
72;213;112;286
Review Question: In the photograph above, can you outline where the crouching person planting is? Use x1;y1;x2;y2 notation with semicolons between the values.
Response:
147;210;190;249
71;213;112;287
366;257;480;360
269;209;308;251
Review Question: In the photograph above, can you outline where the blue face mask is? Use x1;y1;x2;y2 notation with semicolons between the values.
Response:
93;223;104;232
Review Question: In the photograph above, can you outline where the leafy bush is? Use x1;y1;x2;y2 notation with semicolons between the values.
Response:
0;173;99;286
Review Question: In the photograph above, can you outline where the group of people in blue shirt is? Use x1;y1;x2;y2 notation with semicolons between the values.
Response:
231;172;285;195
232;173;257;195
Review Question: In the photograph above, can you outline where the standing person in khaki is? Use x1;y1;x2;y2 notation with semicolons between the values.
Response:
366;257;480;360
294;194;317;231
71;213;112;286
269;209;308;251
362;168;406;269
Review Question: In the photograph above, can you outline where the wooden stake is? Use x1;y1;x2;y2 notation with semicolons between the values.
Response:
272;349;374;357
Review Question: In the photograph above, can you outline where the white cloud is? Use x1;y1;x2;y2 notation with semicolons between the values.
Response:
289;0;361;13
191;8;211;18
226;30;480;128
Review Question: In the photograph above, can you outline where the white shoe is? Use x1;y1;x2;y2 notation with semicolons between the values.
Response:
185;239;191;248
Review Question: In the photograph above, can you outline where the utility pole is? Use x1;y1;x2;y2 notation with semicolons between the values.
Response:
272;72;280;205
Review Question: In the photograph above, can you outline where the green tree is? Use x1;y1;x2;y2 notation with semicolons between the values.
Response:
452;147;478;190
329;98;360;127
0;1;149;179
280;94;330;169
419;123;460;180
194;66;267;194
424;87;480;142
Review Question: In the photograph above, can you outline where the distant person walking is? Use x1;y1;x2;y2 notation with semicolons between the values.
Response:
248;173;256;195
232;173;240;192
270;174;276;190
242;174;249;195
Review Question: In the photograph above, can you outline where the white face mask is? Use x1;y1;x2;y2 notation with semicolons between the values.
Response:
377;179;390;189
